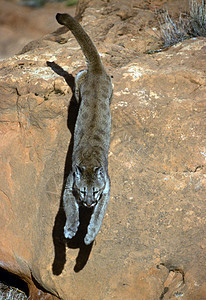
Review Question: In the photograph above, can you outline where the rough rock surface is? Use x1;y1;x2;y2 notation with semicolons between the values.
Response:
0;0;206;299
0;0;76;58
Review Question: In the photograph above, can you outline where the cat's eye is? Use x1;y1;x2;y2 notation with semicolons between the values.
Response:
93;190;98;195
80;188;86;196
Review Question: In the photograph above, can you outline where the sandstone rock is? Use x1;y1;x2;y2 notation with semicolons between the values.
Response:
0;0;205;299
0;0;76;58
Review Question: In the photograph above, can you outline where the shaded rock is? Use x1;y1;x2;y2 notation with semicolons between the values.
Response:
0;0;205;299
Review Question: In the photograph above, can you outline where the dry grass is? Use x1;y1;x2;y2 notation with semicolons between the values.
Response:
190;0;206;36
0;283;28;300
0;269;29;300
158;11;189;48
158;0;206;47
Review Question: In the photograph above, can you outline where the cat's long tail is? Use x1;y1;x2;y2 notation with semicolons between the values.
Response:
56;13;103;72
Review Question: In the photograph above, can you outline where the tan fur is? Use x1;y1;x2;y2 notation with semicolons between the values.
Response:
56;13;112;245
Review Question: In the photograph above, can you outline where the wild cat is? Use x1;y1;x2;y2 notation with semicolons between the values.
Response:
56;13;112;245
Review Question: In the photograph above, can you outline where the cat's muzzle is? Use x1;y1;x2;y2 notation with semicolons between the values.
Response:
83;201;97;208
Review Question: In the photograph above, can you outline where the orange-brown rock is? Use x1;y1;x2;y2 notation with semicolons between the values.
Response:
0;0;76;58
0;0;205;299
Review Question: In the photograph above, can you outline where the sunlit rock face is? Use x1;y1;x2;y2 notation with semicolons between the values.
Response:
0;0;205;299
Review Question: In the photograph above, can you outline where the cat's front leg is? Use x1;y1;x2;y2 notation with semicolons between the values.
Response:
84;189;110;245
63;175;80;239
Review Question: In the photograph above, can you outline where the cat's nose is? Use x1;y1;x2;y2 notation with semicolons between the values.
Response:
85;195;93;206
85;196;97;207
86;200;93;207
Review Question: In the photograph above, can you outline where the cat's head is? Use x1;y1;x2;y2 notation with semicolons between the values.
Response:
73;165;106;208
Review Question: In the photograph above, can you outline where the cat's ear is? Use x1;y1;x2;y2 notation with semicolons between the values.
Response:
94;167;104;179
75;166;85;179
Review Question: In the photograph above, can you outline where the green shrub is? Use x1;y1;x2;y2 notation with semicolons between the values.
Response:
65;0;78;6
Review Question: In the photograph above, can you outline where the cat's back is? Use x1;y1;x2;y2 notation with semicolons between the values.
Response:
73;71;112;164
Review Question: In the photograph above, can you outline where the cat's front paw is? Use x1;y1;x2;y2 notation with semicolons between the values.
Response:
84;228;96;245
64;220;80;239
84;234;94;245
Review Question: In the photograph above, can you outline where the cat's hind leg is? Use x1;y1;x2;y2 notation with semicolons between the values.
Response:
74;70;87;103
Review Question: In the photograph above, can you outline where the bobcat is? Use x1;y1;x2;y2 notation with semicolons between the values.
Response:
56;13;112;245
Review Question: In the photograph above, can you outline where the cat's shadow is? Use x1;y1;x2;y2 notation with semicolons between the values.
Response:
47;61;94;275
